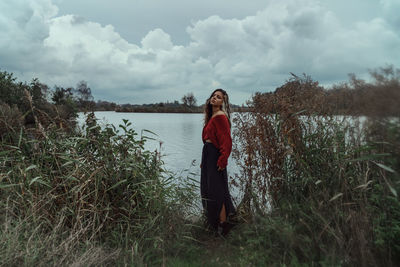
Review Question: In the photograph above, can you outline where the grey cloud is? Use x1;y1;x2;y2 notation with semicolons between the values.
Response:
380;0;400;29
0;0;399;105
185;0;400;96
55;0;270;45
71;15;86;25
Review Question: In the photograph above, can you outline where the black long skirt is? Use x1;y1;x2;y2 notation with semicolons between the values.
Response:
201;142;235;230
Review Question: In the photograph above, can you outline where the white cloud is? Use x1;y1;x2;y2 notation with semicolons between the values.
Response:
0;0;399;104
141;29;173;51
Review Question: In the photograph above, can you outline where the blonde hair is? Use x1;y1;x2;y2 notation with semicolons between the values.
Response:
204;89;231;126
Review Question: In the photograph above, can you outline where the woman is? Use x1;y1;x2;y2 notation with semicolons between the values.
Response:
201;88;235;235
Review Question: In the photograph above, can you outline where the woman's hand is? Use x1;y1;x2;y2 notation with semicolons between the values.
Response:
217;166;225;171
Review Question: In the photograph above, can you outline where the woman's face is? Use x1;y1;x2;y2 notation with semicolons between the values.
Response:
210;91;224;108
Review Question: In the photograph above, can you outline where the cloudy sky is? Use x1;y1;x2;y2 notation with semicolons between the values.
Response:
0;0;399;105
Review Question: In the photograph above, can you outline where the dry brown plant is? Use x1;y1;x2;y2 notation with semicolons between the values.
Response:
230;72;400;265
232;75;328;213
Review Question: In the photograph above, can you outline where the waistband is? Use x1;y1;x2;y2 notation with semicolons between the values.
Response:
203;141;218;150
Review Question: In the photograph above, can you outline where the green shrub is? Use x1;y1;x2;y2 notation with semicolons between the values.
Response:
0;112;196;265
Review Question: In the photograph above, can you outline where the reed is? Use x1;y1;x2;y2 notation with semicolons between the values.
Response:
231;74;400;266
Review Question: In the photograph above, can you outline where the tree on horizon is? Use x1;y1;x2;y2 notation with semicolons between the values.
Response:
181;92;197;107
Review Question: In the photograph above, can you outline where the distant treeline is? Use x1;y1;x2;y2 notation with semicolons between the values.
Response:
113;101;246;113
95;92;246;113
39;90;247;113
116;101;202;113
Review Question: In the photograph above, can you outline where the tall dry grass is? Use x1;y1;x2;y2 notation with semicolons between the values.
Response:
231;74;400;266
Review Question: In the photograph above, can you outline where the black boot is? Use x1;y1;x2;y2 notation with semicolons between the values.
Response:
218;221;232;236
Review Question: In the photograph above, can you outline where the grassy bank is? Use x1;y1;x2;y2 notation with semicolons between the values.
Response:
2;113;399;267
1;68;399;266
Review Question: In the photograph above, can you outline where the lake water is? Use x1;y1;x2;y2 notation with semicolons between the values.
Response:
77;112;240;181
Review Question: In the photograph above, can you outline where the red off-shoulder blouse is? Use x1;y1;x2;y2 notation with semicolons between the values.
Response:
202;114;232;169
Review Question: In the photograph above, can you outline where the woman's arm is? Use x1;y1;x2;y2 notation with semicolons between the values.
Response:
214;115;232;170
